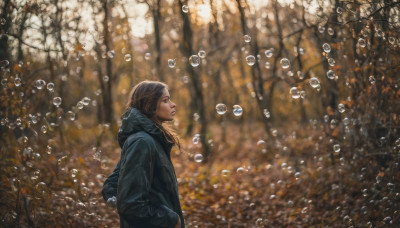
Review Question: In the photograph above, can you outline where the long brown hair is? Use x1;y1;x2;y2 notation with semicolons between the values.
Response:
127;80;179;147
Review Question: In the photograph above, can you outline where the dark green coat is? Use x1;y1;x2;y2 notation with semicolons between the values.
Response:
103;108;184;228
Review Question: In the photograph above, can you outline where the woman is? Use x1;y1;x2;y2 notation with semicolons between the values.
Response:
102;81;184;228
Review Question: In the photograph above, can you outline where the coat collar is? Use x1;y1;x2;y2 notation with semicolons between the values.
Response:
118;108;173;152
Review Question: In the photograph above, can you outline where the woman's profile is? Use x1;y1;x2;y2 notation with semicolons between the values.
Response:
102;81;184;228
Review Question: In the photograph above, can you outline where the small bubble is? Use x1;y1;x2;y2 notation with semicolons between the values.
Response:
388;37;396;45
82;97;91;106
221;169;230;176
107;196;117;208
71;169;78;178
103;75;109;82
246;55;256;66
338;104;345;113
336;7;344;14
67;111;76;121
189;55;200;67
182;5;189;13
41;125;48;133
192;134;200;144
333;144;341;152
263;109;270;118
326;70;335;79
236;167;248;175
265;49;273;58
52;97;62;107
0;18;6;25
322;43;331;53
76;101;84;110
168;59;176;68
244;35;251;43
328;58;335;66
290;87;300;99
309;77;320;88
358;38;366;48
107;50;115;58
35;79;46;89
369;75;376;84
280;58;290;69
232;105;243;116
194;154;203;163
144;52;151;60
383;216;392;224
265;61;270;69
46;82;55;91
216;103;227;115
318;25;325;33
255;218;264;227
327;28;334;36
14;77;22;87
295;172;301;179
198;50;206;58
124;54;131;61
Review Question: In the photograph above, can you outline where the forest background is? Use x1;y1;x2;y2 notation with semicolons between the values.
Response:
1;0;400;227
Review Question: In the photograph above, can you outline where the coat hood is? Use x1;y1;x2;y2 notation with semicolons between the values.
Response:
118;108;173;151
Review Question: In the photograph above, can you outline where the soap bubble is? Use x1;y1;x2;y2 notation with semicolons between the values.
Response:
338;103;345;113
255;218;264;227
107;196;117;208
326;70;335;79
221;170;230;176
0;18;6;25
265;62;270;69
182;5;189;13
328;58;335;66
232;105;243;116
14;77;22;87
216;103;227;115
82;97;91;105
47;82;54;91
244;35;251;43
280;58;290;69
103;75;109;82
67;111;76;121
194;154;203;163
107;50;115;58
336;7;344;14
369;75;376;84
53;97;62;107
358;38;366;48
35;80;46;89
388;37;396;45
189;55;200;67
35;182;47;194
322;43;331;53
144;52;151;60
168;59;176;68
198;50;206;58
265;49;273;58
246;55;256;66
327;27;334;35
41;125;47;133
290;87;300;99
309;77;320;88
333;144;341;152
236;167;248;175
263;109;270;118
124;54;131;61
76;101;84;110
192;134;200;144
71;169;79;178
318;25;325;33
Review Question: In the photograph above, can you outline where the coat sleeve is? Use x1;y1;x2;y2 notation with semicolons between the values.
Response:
117;138;180;228
102;159;121;201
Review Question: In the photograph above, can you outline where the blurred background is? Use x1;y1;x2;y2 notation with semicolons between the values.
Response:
1;0;400;227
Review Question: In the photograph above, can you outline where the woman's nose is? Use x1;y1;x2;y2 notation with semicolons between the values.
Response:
171;101;176;108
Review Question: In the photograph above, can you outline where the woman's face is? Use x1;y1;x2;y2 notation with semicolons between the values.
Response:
155;88;176;123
